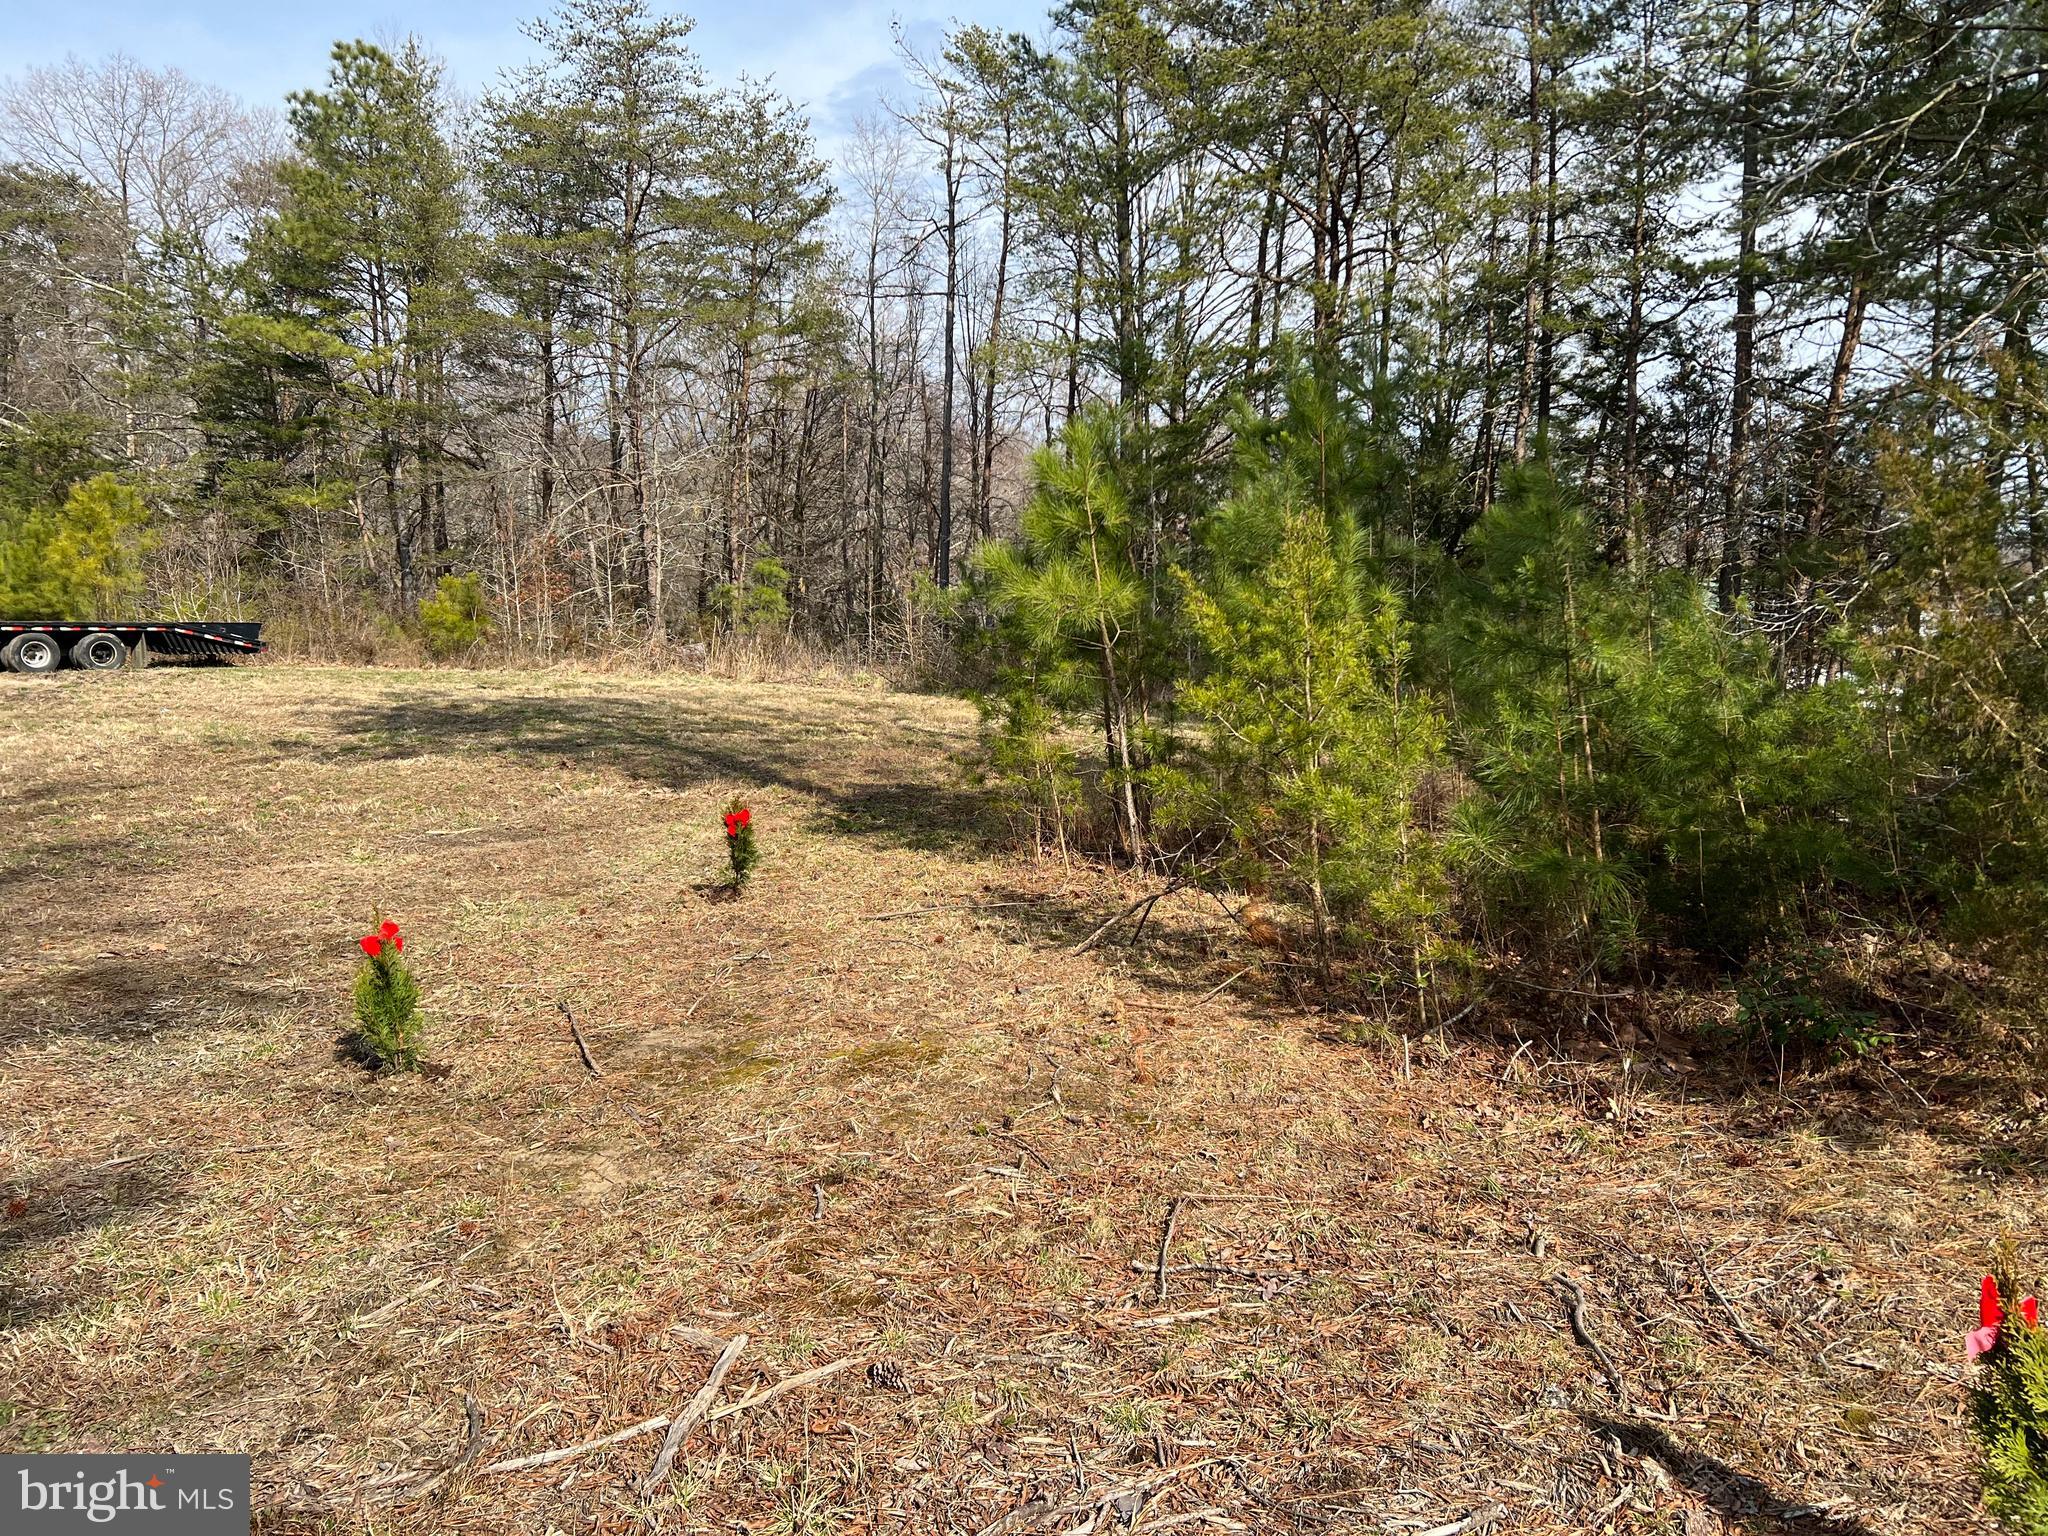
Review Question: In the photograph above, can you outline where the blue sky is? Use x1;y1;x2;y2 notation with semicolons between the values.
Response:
0;0;1048;146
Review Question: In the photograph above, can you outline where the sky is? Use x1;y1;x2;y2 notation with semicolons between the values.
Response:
0;0;1049;151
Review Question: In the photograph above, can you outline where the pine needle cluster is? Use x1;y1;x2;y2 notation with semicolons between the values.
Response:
1974;1278;2048;1532
348;919;424;1072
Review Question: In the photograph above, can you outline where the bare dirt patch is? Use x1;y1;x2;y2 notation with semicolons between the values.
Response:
0;664;2034;1533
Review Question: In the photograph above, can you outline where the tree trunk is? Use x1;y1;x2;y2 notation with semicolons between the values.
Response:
936;132;960;588
1719;0;1763;613
977;139;1013;543
1513;0;1543;465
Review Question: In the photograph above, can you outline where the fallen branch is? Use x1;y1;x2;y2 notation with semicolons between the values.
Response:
863;900;1045;920
1556;1277;1629;1407
1155;1196;1186;1302
639;1333;748;1494
1416;1502;1506;1536
361;1392;485;1502
1193;968;1252;1007
705;1354;861;1421
558;998;601;1078
1698;1256;1777;1359
416;1393;485;1496
1126;1260;1283;1283
992;1130;1052;1169
480;1414;670;1475
1121;1301;1270;1329
1664;1193;1776;1359
1141;1510;1248;1533
98;1142;280;1169
972;1458;1225;1536
349;1275;444;1331
1072;882;1187;955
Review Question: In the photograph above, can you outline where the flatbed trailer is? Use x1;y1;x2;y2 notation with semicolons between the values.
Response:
0;621;265;674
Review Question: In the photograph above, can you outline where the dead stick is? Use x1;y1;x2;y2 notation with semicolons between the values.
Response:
1155;1196;1185;1303
1123;1301;1270;1329
993;1130;1051;1169
1416;1502;1506;1536
1663;1192;1776;1359
863;900;1044;920
974;1458;1225;1536
639;1333;747;1494
481;1414;671;1475
1072;883;1183;955
1193;968;1252;1007
1698;1257;1776;1358
559;998;601;1078
1556;1277;1628;1406
705;1355;860;1421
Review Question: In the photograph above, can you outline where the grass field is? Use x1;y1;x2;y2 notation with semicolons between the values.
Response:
0;664;2036;1534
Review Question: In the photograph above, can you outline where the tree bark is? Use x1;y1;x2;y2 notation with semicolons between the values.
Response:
1719;0;1763;613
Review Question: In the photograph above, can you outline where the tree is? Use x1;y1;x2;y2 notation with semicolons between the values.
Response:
696;81;833;612
522;0;717;633
0;414;147;616
1867;366;2048;936
1150;467;1448;976
951;27;1030;550
896;31;972;589
236;39;472;608
979;410;1154;861
475;71;605;585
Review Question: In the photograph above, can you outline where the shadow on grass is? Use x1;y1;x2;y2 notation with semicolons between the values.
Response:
0;955;292;1051
0;1159;186;1331
970;878;1313;1017
970;874;2047;1166
303;690;992;855
1588;1417;1877;1536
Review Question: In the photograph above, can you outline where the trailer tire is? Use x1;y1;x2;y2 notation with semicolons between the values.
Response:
3;632;63;675
69;631;129;671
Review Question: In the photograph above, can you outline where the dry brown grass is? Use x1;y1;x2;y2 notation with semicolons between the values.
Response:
1;664;2039;1535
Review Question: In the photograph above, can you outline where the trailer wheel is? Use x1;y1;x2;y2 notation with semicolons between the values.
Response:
68;631;128;671
3;632;63;675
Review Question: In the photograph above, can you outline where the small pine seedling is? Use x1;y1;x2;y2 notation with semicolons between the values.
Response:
1970;1274;2048;1532
723;800;758;889
349;918;424;1071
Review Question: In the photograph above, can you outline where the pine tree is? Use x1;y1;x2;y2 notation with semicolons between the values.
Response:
233;40;473;609
978;409;1155;861
520;0;716;634
0;416;147;617
349;919;423;1072
1973;1275;2048;1533
1150;467;1448;977
1866;369;2048;937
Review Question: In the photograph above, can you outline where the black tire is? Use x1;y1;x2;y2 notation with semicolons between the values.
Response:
3;631;63;675
69;631;129;671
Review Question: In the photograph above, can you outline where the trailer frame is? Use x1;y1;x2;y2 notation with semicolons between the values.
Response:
0;621;266;673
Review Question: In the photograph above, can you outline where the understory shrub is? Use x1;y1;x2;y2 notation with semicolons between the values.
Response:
975;411;1158;863
418;572;492;657
970;386;2009;1013
1734;940;1882;1059
1868;395;2048;942
712;555;793;634
1431;465;1885;966
975;675;1085;858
